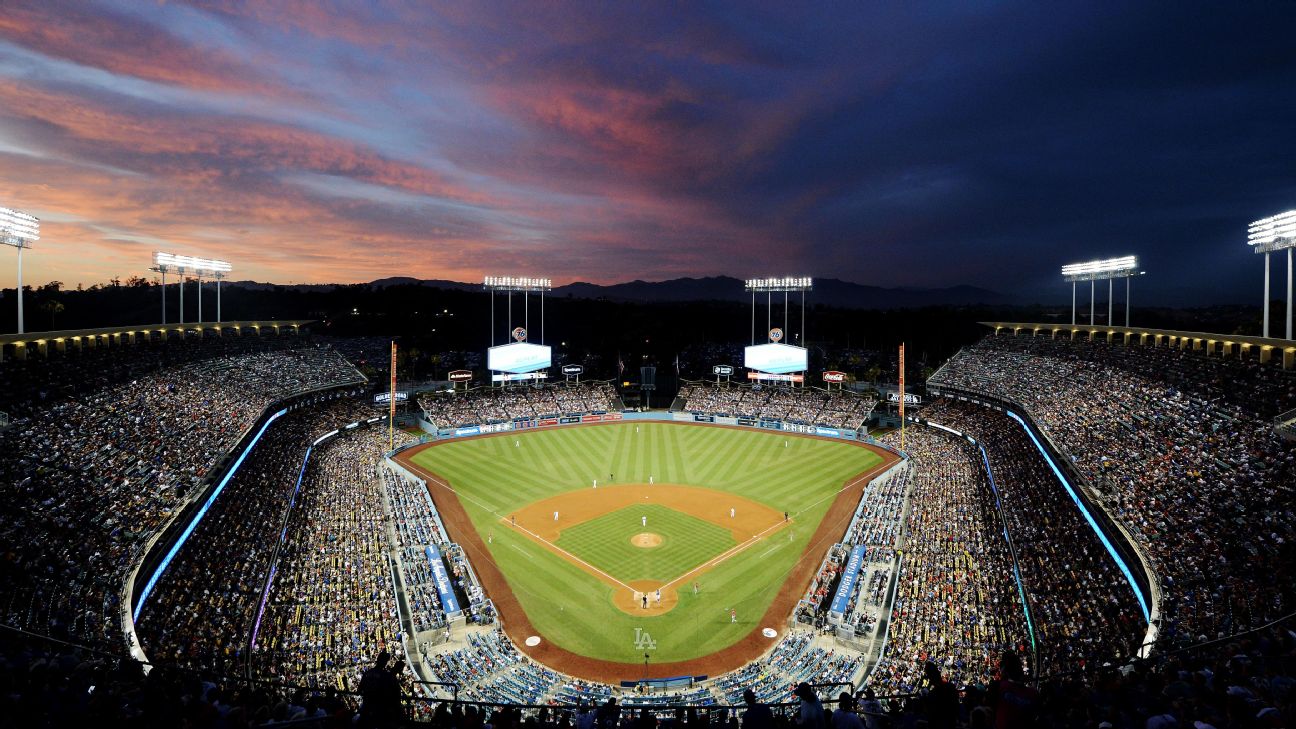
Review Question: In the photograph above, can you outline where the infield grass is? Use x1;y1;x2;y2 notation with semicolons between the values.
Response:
410;422;882;664
557;504;735;582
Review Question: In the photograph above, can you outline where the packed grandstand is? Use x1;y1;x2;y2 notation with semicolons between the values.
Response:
0;324;1294;729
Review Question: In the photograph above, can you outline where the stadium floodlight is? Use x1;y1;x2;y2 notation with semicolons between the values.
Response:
744;277;813;358
484;275;553;360
1061;256;1140;327
151;251;233;325
1249;211;1296;340
744;276;813;292
0;206;40;335
1060;256;1139;281
483;276;552;291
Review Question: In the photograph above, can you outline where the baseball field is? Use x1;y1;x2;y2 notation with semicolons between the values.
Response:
400;422;892;680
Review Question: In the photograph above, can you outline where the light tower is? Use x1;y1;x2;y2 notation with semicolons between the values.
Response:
484;276;553;386
1061;256;1141;327
151;252;232;325
1;207;40;334
1248;210;1296;340
743;277;813;346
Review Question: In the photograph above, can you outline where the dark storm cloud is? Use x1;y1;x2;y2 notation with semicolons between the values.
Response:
0;0;1292;304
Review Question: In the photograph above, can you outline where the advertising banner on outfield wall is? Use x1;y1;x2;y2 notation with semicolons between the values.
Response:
737;418;757;427
581;414;601;423
600;413;623;421
829;545;867;616
693;414;715;423
559;416;581;424
673;412;694;422
454;426;480;437
715;416;737;426
759;420;783;430
539;417;558;427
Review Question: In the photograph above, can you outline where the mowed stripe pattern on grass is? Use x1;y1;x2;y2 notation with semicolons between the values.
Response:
556;504;735;582
412;423;882;663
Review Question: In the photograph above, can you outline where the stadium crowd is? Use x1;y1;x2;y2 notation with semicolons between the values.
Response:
871;427;1030;695
251;426;401;694
0;338;363;654
134;398;374;674
930;334;1296;645
921;399;1147;676
419;382;621;428
676;382;876;430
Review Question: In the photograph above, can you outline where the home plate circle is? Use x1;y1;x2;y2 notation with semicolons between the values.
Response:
525;636;542;647
762;628;777;638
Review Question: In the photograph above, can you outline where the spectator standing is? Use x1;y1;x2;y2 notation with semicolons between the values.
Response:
742;688;773;729
795;682;826;729
831;692;865;729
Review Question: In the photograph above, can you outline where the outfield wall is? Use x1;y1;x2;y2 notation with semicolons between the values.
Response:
421;409;870;443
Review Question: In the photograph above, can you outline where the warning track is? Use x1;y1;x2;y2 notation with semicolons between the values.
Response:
394;422;898;682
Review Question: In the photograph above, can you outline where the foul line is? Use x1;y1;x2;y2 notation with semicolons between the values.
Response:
406;449;893;599
658;459;891;593
405;462;637;593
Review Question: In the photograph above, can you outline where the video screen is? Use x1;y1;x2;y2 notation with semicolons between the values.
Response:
743;343;808;374
487;342;552;373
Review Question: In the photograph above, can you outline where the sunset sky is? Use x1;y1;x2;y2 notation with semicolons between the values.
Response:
1;2;1294;303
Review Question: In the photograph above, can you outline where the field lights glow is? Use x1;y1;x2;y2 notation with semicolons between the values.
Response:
153;251;232;273
1060;256;1138;278
484;276;552;290
0;207;40;242
1248;210;1296;252
744;276;813;291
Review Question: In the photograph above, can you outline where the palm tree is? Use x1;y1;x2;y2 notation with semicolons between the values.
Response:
41;299;65;330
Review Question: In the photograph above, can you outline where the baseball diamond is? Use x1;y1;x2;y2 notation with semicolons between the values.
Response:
397;421;894;680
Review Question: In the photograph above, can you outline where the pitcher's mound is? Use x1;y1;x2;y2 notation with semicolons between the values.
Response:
631;532;663;548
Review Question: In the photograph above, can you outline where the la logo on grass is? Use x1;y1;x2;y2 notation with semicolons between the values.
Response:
633;628;657;650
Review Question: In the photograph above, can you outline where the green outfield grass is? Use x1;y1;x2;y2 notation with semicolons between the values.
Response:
556;504;735;582
410;422;882;664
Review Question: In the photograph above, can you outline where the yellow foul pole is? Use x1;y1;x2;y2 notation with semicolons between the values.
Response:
389;341;397;452
898;343;905;451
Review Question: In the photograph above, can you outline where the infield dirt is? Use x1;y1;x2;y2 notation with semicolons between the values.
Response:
395;423;898;682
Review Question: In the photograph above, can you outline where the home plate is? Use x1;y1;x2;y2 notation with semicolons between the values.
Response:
762;628;777;638
525;636;542;647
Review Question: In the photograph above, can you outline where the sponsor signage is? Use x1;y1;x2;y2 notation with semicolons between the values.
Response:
712;364;735;376
454;426;480;437
829;545;868;615
715;416;737;426
424;545;462;615
737;418;757;427
693;414;715;423
816;426;841;437
561;364;585;376
581;414;601;423
747;372;806;383
491;372;549;382
823;371;847;383
559;416;581;424
758;420;783;430
600;413;623;421
539;417;559;427
886;391;922;405
448;369;473;382
373;391;409;405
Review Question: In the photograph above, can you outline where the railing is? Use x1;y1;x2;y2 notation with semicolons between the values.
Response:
1276;407;1296;441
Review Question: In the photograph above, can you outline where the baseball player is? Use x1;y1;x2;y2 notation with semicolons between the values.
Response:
642;515;647;527
553;510;559;521
654;589;661;604
730;608;737;623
